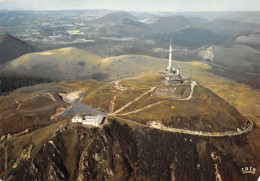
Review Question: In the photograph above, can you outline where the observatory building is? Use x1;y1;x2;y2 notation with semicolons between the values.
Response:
163;40;185;84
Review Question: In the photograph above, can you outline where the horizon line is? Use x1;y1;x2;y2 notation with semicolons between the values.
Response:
0;9;260;13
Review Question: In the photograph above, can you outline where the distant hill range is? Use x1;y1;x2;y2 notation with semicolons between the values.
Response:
147;15;202;32
91;11;138;24
147;15;260;36
145;28;225;47
91;13;260;46
0;34;37;64
206;18;260;36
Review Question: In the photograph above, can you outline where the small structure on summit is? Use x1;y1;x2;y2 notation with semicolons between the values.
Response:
163;40;187;84
72;114;104;126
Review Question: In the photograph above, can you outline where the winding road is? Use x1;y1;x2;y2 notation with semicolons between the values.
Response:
108;115;254;137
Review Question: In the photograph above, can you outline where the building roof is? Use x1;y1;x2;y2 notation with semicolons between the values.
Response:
82;115;104;125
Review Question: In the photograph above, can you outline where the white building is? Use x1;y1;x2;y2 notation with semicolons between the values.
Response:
72;115;82;123
71;115;104;126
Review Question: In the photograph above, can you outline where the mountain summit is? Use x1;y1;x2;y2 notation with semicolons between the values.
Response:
93;11;138;24
0;34;37;64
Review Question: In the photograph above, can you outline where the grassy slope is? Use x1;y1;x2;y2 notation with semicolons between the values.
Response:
0;83;67;136
99;55;210;80
82;82;120;112
99;55;168;79
5;47;102;80
58;79;106;93
189;61;260;127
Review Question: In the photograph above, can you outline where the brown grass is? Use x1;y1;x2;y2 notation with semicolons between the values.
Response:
6;118;68;161
119;85;246;132
82;83;121;112
58;79;105;93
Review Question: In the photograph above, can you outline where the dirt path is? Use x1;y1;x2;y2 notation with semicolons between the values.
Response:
114;87;156;114
114;80;125;90
109;95;117;113
178;81;197;101
109;81;126;113
117;101;165;116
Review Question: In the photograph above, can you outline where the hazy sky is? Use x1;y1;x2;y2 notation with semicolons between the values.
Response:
0;0;260;11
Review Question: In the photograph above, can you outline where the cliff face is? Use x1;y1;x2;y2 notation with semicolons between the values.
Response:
2;120;257;181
